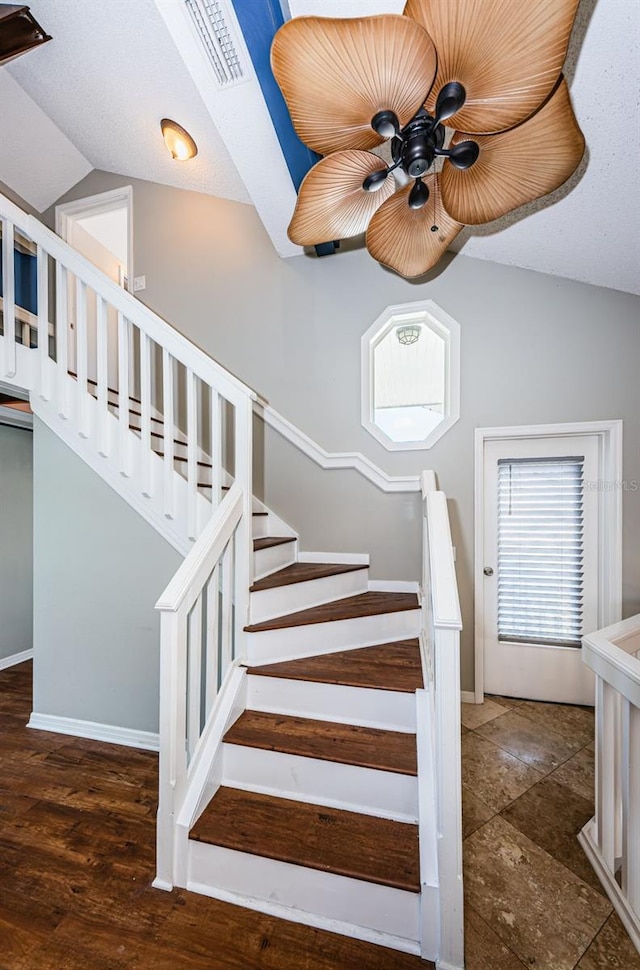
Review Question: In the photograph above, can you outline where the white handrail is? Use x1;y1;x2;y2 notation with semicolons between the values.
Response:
156;482;243;613
580;613;640;953
420;487;463;968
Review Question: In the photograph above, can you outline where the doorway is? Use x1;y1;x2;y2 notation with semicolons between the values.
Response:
55;187;132;388
474;421;622;705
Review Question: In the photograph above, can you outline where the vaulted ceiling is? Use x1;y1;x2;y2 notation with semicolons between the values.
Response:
2;0;639;295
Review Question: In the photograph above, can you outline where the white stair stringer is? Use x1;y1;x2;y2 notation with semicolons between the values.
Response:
187;841;421;955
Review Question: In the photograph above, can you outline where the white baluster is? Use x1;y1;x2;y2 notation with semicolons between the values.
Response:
205;565;220;714
187;596;203;760
233;396;253;650
118;312;131;477
36;244;50;400
140;331;152;498
622;699;640;913
186;368;198;541
2;219;16;378
55;263;69;419
162;349;175;520
597;678;619;872
96;296;109;457
220;539;234;672
75;277;89;438
210;389;222;511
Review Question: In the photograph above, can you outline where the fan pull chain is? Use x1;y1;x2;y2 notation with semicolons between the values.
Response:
430;179;440;234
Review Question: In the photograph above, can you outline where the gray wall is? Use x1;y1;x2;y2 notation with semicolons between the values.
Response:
32;419;182;732
49;172;640;692
0;424;33;661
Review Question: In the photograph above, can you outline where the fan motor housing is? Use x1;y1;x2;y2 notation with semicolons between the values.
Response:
392;112;445;179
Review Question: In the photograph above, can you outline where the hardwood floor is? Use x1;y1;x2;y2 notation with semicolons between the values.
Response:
0;661;430;969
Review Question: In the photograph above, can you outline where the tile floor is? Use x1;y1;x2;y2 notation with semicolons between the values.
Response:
461;694;640;970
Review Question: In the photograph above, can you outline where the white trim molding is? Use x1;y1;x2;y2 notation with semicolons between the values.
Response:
361;301;461;452
0;648;33;671
27;712;159;751
255;399;421;493
474;419;623;704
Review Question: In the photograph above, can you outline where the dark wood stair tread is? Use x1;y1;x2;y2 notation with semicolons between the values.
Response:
224;711;417;775
250;561;366;593
245;641;423;693
190;787;419;892
253;537;296;551
244;591;418;633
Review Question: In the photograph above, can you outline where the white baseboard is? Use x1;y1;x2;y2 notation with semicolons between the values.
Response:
460;690;477;705
28;711;159;751
0;648;33;671
368;580;420;593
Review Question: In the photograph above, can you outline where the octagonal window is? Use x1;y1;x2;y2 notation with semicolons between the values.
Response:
361;300;460;450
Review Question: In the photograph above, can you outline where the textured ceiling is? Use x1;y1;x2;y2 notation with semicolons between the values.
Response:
6;0;250;207
1;0;639;295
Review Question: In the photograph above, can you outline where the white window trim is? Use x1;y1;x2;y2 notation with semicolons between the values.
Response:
361;299;460;451
473;419;623;704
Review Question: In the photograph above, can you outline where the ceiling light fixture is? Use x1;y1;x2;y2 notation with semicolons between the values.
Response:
271;2;585;279
396;325;421;346
160;119;198;161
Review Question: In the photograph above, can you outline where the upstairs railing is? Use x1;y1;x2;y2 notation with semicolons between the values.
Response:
0;189;255;558
420;472;464;969
580;614;640;953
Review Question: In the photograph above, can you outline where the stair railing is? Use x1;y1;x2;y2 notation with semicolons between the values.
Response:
1;188;256;892
153;481;248;889
420;473;464;969
0;189;255;559
580;614;640;952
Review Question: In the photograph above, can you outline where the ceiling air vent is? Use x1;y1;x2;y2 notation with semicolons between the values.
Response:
185;0;245;87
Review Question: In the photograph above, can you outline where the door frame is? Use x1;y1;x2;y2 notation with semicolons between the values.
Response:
55;186;134;291
473;419;623;704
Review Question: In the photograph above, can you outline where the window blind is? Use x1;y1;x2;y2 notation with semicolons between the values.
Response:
497;456;585;648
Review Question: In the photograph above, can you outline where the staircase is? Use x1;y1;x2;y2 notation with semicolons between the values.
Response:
0;189;464;968
187;556;425;953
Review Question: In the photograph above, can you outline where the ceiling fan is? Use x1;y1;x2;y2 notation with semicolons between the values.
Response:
271;0;585;279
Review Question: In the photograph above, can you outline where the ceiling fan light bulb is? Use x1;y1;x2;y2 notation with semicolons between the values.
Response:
449;140;480;170
363;169;389;192
371;109;400;140
434;81;467;123
409;179;430;209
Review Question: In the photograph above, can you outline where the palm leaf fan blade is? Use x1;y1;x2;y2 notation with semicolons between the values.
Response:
440;79;585;225
271;15;437;155
366;177;462;279
405;0;580;134
287;151;395;246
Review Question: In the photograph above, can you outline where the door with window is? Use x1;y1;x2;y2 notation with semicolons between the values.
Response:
482;434;599;705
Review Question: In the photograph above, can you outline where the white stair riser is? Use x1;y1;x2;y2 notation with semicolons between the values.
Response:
187;840;420;946
247;675;417;733
250;514;277;539
246;609;421;663
222;744;417;822
253;541;297;579
249;568;369;624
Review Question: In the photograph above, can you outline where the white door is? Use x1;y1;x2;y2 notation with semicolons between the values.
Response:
482;434;599;705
